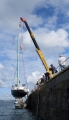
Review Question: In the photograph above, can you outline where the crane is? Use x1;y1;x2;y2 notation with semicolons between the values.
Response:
20;17;53;78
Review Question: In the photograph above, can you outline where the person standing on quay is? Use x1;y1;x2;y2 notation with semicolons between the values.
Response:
58;54;67;70
50;64;58;74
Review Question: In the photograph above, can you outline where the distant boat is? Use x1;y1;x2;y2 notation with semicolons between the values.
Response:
11;23;29;98
14;100;18;104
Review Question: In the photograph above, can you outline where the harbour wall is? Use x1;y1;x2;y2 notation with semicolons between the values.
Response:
26;66;69;120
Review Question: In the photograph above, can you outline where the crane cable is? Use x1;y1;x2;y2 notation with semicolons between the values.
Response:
20;23;28;88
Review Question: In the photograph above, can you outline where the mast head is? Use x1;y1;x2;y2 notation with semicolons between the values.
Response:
20;17;26;22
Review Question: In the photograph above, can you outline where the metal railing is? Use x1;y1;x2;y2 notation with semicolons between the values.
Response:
56;57;69;72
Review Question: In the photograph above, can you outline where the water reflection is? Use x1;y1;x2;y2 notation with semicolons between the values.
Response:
0;101;40;120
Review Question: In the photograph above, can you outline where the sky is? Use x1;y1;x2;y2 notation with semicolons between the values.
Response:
0;0;69;100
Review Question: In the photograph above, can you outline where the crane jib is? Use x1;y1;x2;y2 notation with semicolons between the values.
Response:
25;21;40;50
20;17;53;78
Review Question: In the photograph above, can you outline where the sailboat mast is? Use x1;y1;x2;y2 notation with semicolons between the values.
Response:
17;26;20;86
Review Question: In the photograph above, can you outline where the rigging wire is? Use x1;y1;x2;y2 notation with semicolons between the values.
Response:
12;21;28;88
12;35;18;86
12;66;17;85
12;21;21;86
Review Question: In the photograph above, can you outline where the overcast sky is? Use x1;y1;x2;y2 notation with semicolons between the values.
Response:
0;0;69;100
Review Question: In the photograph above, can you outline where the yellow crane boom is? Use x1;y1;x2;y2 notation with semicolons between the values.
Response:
20;17;53;78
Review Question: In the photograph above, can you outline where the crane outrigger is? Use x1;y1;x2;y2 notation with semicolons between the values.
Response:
20;17;53;78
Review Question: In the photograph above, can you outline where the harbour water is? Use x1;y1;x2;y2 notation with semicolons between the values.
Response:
0;100;40;120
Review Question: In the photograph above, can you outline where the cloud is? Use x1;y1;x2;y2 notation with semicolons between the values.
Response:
0;0;69;99
0;88;14;100
0;79;6;87
27;71;41;83
0;63;4;69
0;0;46;28
34;28;69;47
0;0;69;29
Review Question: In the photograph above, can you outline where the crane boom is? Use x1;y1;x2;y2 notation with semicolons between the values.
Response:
20;17;53;78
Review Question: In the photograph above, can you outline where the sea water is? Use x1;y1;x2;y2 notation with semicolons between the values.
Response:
0;100;40;120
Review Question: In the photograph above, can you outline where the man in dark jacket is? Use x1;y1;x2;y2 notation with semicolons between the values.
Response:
44;71;50;81
50;64;58;74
